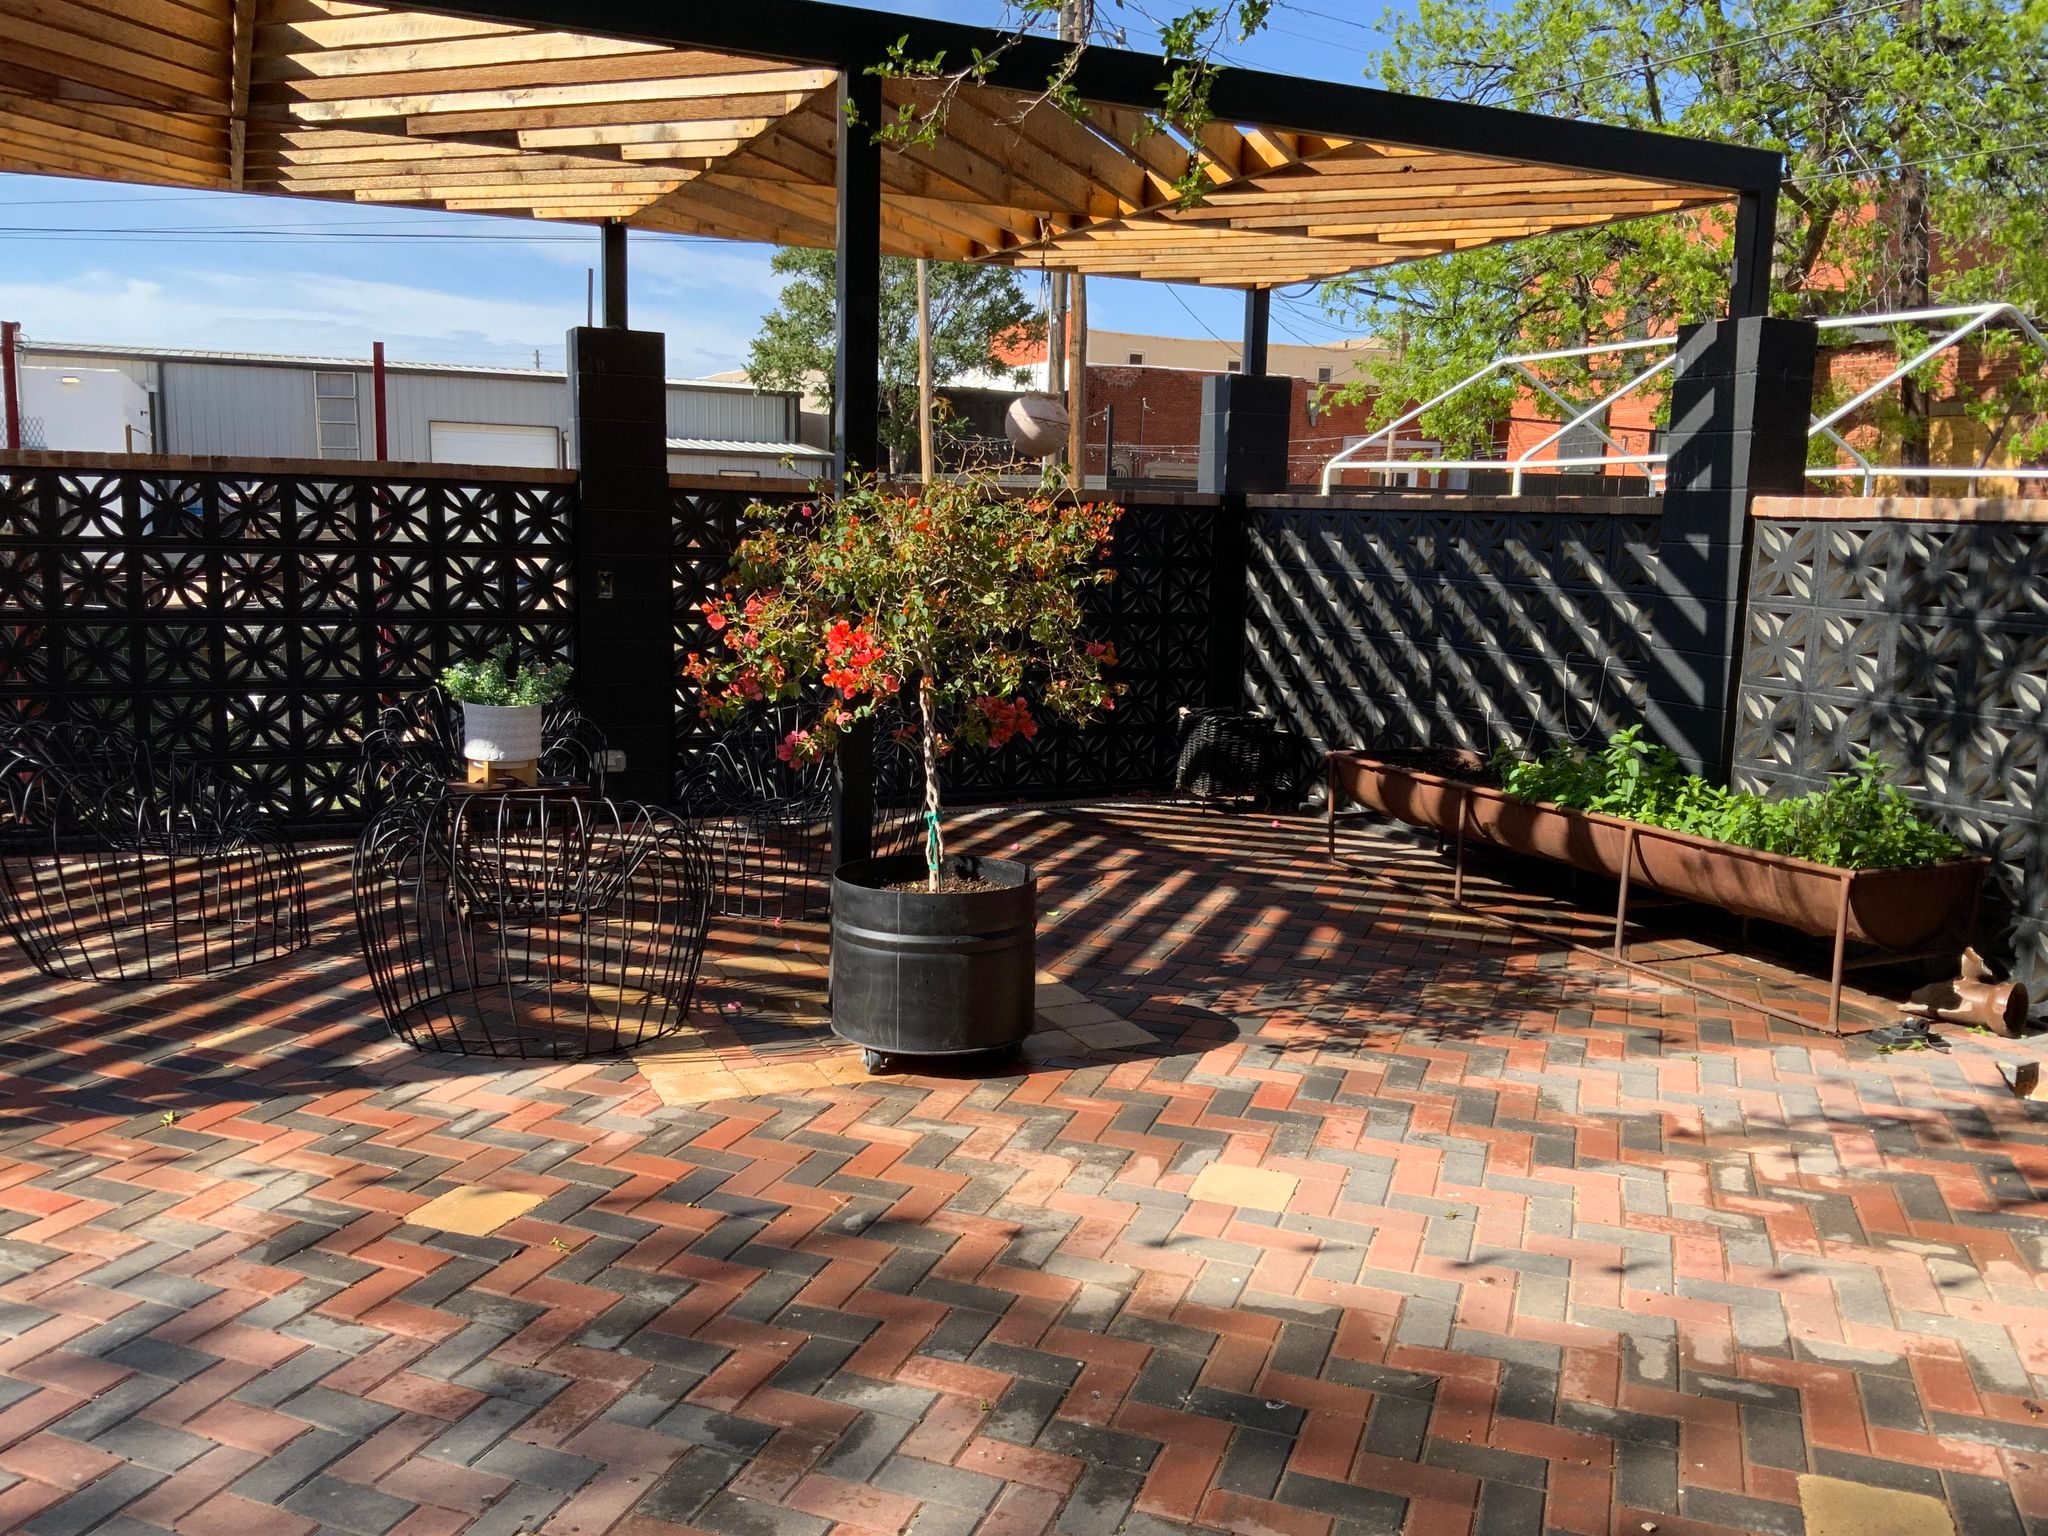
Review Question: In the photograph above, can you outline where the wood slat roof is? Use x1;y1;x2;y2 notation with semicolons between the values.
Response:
0;0;1752;286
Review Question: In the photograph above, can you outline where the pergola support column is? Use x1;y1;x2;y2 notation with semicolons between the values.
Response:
1642;314;1815;778
602;219;629;328
1196;288;1288;710
1728;185;1777;320
831;67;882;870
1242;287;1270;377
567;322;673;802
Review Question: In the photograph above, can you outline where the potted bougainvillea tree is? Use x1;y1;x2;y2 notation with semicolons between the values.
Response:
688;475;1121;1070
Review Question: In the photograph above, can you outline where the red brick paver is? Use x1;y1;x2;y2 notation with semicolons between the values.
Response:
0;802;2038;1536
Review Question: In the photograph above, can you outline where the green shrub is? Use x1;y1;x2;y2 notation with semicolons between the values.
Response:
440;645;571;708
1489;727;1967;870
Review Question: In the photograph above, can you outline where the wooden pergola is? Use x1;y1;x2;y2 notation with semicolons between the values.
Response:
1;0;1788;852
0;0;1780;291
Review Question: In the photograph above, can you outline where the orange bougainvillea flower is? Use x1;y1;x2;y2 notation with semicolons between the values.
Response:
687;474;1122;881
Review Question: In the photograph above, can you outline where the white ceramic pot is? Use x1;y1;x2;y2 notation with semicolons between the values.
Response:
461;702;544;764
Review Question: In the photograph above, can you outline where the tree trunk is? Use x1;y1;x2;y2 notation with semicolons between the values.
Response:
919;676;942;891
916;257;935;484
1897;158;1933;487
1895;0;1933;489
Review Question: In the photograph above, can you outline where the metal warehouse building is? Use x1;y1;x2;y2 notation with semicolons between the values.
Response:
8;337;832;478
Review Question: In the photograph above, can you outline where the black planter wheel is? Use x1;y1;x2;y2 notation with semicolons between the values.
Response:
0;721;307;982
352;792;712;1059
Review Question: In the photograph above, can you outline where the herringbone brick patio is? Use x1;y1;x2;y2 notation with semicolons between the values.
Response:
0;800;2041;1536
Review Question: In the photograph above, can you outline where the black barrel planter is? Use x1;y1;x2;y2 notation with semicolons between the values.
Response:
830;854;1036;1072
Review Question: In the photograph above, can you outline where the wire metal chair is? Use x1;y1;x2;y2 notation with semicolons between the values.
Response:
359;684;609;807
679;703;837;919
680;703;925;919
0;720;308;981
352;792;712;1059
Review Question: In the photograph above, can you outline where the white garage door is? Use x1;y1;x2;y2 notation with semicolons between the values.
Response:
428;421;561;468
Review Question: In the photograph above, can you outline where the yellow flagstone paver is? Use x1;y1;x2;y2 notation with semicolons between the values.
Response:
1188;1163;1299;1213
409;1185;543;1236
1799;1475;1957;1536
638;1059;749;1105
1069;1018;1158;1049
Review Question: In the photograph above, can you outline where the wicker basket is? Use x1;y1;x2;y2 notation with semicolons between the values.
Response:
1175;707;1283;804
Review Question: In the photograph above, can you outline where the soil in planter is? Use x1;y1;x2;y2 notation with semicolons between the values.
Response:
881;874;1005;893
1386;748;1498;785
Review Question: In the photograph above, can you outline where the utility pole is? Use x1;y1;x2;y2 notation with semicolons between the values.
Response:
1061;0;1091;490
1048;273;1066;398
916;257;935;484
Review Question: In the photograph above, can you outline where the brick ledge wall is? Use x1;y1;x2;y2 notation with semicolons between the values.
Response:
1753;494;2048;524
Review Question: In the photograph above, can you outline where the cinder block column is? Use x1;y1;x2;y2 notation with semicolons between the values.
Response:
567;324;673;804
1197;371;1292;708
1643;315;1816;777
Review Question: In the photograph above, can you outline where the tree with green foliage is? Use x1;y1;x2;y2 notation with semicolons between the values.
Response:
745;249;1041;474
1308;0;2048;463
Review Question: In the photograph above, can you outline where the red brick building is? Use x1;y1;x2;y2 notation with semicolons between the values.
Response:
983;328;1438;489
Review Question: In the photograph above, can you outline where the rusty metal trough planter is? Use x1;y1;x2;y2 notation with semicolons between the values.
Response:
1326;748;1990;1031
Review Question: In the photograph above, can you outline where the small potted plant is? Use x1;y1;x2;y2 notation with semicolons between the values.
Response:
439;646;572;787
690;474;1121;1069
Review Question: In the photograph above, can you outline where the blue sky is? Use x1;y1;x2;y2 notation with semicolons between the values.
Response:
0;1;1402;376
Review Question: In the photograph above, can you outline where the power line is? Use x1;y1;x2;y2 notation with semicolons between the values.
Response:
1796;131;2048;182
1519;0;1913;104
1273;1;1380;34
1161;283;1241;356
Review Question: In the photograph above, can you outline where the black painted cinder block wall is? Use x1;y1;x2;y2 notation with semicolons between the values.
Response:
568;325;672;803
1643;315;1817;776
1198;373;1293;496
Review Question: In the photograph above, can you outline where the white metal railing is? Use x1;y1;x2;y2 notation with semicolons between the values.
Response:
1318;303;2048;495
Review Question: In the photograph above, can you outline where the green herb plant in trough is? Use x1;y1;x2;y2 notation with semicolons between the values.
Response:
1490;726;1966;870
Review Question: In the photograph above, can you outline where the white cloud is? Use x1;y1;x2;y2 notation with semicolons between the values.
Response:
526;231;787;302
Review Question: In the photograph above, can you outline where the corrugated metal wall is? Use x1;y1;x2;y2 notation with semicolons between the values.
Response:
665;450;820;476
21;350;156;391
19;349;806;466
382;371;569;463
665;385;793;444
163;361;327;458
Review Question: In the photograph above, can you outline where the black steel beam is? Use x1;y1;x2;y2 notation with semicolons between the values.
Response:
833;70;882;483
601;219;628;328
418;0;1781;196
1728;185;1777;319
832;67;881;870
1243;288;1270;376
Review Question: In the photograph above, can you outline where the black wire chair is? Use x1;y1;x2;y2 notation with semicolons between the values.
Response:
352;792;712;1059
0;721;308;982
359;684;608;807
679;703;924;920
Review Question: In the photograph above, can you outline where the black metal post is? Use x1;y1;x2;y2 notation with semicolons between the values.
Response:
832;67;882;868
1728;184;1777;319
1193;290;1287;712
1243;287;1270;375
833;73;882;484
602;219;629;328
